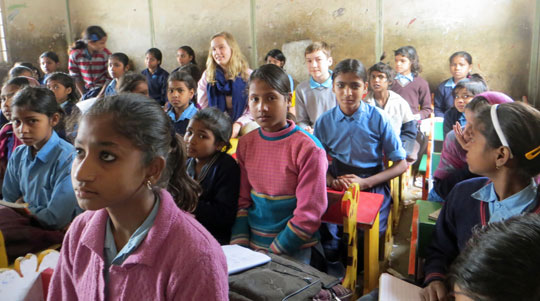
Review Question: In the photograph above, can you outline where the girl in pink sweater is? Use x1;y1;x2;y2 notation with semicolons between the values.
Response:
48;93;228;300
230;64;328;264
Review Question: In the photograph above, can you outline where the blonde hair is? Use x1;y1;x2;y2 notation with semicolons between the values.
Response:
205;32;250;84
304;41;331;57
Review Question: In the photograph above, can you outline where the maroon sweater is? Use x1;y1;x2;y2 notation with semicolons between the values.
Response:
391;76;433;120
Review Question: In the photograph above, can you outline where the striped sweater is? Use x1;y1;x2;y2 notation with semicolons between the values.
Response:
230;120;328;255
68;47;111;89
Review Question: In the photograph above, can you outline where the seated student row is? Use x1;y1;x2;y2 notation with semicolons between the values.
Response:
2;24;536;296
10;63;539;301
5;26;482;146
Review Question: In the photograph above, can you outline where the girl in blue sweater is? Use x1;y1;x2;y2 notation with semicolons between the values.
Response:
421;102;540;301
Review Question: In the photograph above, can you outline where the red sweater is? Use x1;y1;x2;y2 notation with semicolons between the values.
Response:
391;76;433;120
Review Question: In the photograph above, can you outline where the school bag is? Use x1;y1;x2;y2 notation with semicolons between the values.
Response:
228;253;347;301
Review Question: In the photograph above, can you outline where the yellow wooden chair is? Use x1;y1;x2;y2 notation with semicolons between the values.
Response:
324;185;384;296
0;230;7;268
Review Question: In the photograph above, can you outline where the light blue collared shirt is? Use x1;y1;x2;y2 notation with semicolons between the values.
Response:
2;131;81;228
167;102;197;123
314;101;406;168
395;73;414;86
472;179;538;222
103;197;160;286
104;197;160;267
444;78;456;89
309;70;333;89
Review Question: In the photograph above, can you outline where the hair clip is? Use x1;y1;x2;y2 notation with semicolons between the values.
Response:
88;34;100;42
525;145;540;160
490;104;513;159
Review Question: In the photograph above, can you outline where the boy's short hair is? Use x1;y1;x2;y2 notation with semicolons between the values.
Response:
305;41;331;57
368;62;395;87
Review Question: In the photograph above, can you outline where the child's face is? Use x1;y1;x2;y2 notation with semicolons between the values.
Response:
211;36;232;68
176;49;192;66
11;107;59;151
46;80;72;104
145;53;160;71
266;56;284;68
464;119;497;176
394;54;412;75
1;84;19;120
333;72;368;115
72;115;155;211
132;81;149;97
184;119;221;161
450;56;472;82
454;88;474;113
108;58;127;79
167;80;193;111
369;71;389;93
248;78;290;132
87;36;107;53
305;50;332;81
40;57;58;74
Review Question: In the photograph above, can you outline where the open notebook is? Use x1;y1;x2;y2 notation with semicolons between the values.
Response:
0;199;28;209
221;245;271;275
379;273;421;300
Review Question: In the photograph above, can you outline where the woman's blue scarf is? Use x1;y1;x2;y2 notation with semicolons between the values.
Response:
207;67;248;122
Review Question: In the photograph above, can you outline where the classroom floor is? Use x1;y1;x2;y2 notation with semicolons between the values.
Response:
386;185;421;280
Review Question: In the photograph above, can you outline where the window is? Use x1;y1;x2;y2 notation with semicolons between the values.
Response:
0;3;8;62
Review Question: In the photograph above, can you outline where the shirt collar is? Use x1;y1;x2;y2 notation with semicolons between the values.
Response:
104;197;161;266
473;179;538;205
26;131;60;163
444;78;456;88
310;70;333;89
167;103;197;122
395;73;414;82
334;100;367;121
472;182;497;203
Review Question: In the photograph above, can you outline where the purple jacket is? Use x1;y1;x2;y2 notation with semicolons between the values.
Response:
48;189;229;301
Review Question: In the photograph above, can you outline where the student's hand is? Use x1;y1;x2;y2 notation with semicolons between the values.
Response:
12;197;31;216
330;178;348;191
304;126;313;134
231;122;242;138
338;174;370;190
453;122;468;149
420;281;448;301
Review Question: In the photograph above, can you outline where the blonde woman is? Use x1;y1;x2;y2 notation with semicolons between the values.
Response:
197;32;253;138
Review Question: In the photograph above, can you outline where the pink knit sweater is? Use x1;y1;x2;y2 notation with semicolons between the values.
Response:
48;189;228;300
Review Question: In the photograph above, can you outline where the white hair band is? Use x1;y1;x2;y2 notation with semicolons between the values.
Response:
490;104;513;159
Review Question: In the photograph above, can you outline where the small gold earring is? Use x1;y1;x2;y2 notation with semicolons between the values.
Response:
496;165;501;170
146;180;152;190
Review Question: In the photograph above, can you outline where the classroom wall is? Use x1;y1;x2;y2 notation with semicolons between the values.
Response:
2;0;538;106
3;0;70;70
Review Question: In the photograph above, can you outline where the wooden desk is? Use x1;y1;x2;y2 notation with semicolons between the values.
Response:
322;188;384;295
408;200;442;281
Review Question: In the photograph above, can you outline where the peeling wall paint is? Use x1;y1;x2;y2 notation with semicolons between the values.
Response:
4;0;69;73
256;1;377;83
383;0;534;100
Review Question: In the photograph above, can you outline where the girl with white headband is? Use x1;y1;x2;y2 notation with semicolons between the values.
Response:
421;101;540;301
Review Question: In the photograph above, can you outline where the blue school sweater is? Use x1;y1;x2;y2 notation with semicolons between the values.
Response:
142;67;169;106
424;177;540;285
187;152;239;245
